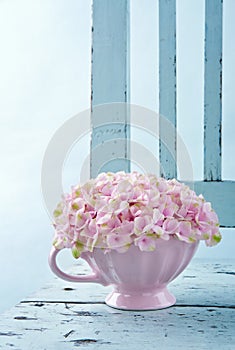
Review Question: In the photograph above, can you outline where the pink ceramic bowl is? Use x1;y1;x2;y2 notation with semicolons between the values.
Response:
49;237;199;310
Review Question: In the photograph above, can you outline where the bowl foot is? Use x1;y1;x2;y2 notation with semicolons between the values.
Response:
105;287;176;311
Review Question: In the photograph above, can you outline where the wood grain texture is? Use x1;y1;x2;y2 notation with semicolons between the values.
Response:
159;0;177;179
90;1;130;177
0;260;234;349
204;0;223;181
0;303;234;350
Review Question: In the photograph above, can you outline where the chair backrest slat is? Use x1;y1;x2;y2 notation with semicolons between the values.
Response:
90;0;130;178
204;0;223;181
159;0;177;179
90;0;235;227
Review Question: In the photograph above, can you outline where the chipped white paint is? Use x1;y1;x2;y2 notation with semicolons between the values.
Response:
158;0;233;228
204;0;223;180
24;259;235;307
89;0;233;229
0;260;234;349
0;303;234;350
159;0;177;179
90;0;130;177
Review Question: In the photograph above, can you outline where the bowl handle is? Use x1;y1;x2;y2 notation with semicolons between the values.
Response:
48;246;107;285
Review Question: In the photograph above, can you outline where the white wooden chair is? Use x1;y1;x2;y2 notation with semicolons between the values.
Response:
0;2;234;349
91;0;234;229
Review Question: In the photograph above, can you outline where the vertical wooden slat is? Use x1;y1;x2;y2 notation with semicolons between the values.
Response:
90;0;130;178
159;0;177;179
204;0;223;181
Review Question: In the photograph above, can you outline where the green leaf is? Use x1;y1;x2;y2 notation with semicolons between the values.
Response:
213;234;222;243
72;247;80;259
71;241;84;259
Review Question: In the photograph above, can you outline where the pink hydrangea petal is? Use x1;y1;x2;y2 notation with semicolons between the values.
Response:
179;221;191;236
163;218;179;233
134;235;156;252
152;225;164;237
96;213;112;225
106;234;132;249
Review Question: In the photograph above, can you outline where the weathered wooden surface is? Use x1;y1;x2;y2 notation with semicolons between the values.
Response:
90;0;130;177
0;303;234;350
159;0;177;179
204;0;223;181
0;259;234;349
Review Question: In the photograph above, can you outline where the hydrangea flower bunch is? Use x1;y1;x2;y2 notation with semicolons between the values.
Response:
53;172;221;258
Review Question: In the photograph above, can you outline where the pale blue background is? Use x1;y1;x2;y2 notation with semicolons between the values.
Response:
0;0;234;313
